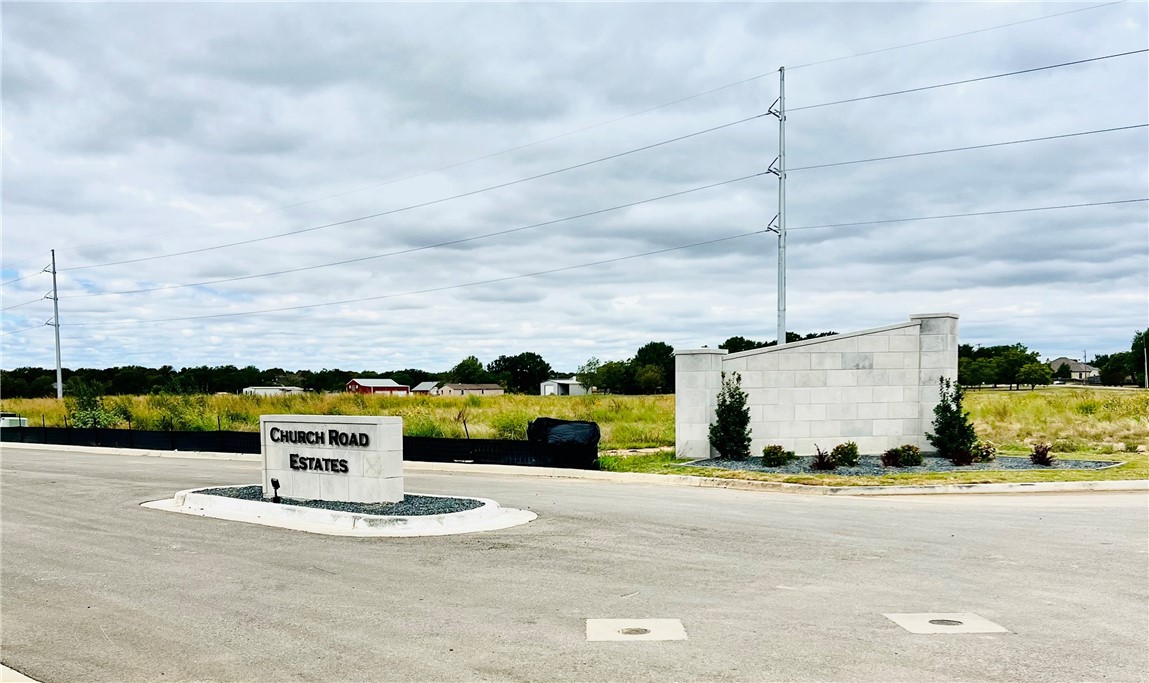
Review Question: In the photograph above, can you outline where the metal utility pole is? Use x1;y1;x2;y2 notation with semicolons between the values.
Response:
49;249;62;399
768;66;787;346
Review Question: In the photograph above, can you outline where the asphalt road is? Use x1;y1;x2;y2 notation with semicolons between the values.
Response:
2;447;1146;682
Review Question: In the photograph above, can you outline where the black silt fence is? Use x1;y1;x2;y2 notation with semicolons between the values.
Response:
403;436;597;469
0;426;261;453
0;427;598;470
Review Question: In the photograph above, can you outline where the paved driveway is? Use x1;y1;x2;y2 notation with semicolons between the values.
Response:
2;447;1146;682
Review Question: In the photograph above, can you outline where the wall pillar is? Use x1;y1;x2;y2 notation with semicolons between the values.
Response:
674;348;728;459
911;312;960;447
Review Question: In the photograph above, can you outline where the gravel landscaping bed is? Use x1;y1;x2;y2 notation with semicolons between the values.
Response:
199;485;484;515
682;455;1121;476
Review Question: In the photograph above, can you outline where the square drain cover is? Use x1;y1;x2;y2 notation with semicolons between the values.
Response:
586;618;687;641
884;613;1009;634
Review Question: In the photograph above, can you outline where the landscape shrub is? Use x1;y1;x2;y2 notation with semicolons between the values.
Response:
896;444;923;466
830;441;860;467
880;444;923;468
761;444;796;467
926;377;978;465
1051;438;1087;452
810;444;837;470
971;440;997;463
708;372;751;460
1030;443;1056;466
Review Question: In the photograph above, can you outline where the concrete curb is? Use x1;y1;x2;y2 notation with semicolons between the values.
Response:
5;443;1146;496
142;486;537;537
403;461;1149;495
0;664;38;682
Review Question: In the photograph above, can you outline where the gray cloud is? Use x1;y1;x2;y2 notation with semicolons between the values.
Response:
2;1;1146;373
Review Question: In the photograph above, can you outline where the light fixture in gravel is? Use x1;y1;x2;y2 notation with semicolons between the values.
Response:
884;613;1009;634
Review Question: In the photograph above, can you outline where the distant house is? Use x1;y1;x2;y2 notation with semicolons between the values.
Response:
540;377;586;396
438;383;504;397
1047;358;1099;383
243;386;305;396
412;381;441;395
347;378;410;396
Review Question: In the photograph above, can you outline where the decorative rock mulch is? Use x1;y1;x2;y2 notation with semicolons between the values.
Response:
682;455;1120;476
199;485;483;515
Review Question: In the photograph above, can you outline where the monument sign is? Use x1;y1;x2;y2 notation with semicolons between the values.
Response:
260;415;403;503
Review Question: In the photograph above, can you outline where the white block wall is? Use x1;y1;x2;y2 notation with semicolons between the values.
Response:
674;314;958;458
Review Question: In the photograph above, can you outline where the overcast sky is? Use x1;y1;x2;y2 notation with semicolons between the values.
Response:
2;1;1146;374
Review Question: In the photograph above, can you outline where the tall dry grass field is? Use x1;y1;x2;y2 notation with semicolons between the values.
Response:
964;387;1149;453
0;393;675;450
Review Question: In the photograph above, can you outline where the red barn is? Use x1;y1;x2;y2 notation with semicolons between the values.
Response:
346;378;410;396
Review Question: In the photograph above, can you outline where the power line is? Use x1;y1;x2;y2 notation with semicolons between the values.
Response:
64;184;1147;302
788;124;1147;172
0;250;50;272
46;1;1125;255
63;230;768;327
0;269;47;287
789;1;1127;69
1;296;47;312
791;48;1148;112
57;121;1149;277
0;323;47;337
64;172;771;299
61;113;769;272
789;198;1148;231
55;195;1149;327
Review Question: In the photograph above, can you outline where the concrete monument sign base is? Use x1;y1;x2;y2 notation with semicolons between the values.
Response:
261;414;402;503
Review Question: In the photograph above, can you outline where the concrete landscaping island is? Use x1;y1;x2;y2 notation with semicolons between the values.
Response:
143;485;536;537
139;414;536;536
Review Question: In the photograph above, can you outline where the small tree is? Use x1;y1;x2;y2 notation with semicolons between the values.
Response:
1017;362;1053;390
708;372;751;460
64;378;117;429
1053;362;1072;380
926;377;977;465
575;357;601;393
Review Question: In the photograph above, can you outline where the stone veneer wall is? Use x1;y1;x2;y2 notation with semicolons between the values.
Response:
675;314;958;458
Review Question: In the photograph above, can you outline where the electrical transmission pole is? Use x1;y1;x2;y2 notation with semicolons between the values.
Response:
768;66;787;346
49;249;62;399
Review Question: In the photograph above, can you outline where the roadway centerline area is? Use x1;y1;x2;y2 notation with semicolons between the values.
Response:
2;447;1146;682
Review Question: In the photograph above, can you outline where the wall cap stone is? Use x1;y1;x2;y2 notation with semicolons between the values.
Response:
724;320;920;359
674;348;729;356
909;312;960;320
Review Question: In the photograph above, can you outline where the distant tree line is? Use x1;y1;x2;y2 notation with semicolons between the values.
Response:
6;328;1141;400
957;344;1050;390
1090;329;1147;387
957;329;1147;389
575;342;677;395
0;348;615;398
717;331;838;353
0;354;570;399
